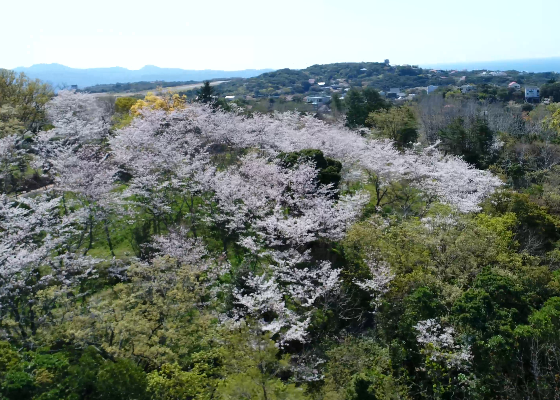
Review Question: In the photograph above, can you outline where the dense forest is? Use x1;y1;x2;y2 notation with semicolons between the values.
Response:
2;66;560;400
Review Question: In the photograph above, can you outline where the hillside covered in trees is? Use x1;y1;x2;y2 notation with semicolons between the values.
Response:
3;67;560;400
203;62;559;98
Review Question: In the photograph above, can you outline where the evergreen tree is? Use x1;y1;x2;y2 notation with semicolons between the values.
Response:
345;88;388;128
196;81;215;104
438;117;495;169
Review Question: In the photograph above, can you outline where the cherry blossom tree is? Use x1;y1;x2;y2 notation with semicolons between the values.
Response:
353;254;395;309
177;105;502;212
44;90;110;142
29;91;121;255
110;109;210;236
0;93;506;353
415;319;473;370
206;153;369;252
0;134;27;193
0;193;97;341
414;318;475;395
228;260;340;346
51;144;119;255
206;154;365;344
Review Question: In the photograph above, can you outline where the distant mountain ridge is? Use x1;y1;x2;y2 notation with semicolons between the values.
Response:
422;57;560;73
11;64;275;88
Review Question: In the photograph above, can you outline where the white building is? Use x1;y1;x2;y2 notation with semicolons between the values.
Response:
224;95;236;101
426;85;438;94
525;86;540;103
387;88;404;99
461;84;475;94
508;82;521;90
306;95;330;105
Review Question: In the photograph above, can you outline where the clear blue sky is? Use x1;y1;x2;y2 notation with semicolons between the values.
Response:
2;0;559;70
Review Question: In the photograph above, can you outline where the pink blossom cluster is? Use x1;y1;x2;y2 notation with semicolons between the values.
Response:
415;319;473;370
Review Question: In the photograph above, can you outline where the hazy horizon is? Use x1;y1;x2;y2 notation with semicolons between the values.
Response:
10;55;560;73
2;0;559;71
11;63;275;72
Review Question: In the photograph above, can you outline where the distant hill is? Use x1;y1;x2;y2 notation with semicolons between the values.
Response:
422;57;560;73
11;64;275;88
206;62;559;99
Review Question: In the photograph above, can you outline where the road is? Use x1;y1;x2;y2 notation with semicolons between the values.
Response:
91;80;229;97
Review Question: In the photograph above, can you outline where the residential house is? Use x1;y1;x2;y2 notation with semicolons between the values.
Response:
426;85;438;95
387;88;405;99
525;86;540;103
224;96;236;101
308;79;315;84
508;82;521;90
305;95;331;105
461;84;475;94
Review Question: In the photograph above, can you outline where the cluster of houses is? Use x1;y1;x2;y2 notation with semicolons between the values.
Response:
480;71;508;77
303;78;354;105
506;81;542;103
305;86;419;105
222;68;548;107
422;81;542;103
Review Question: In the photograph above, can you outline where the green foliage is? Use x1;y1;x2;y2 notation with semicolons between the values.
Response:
0;345;149;400
321;337;409;400
114;97;137;113
541;81;560;101
331;93;344;116
278;149;342;190
63;348;148;400
10;67;560;400
196;81;216;104
217;328;307;400
367;106;418;149
210;63;557;102
0;69;53;136
437;117;496;169
111;96;137;128
147;362;213;400
483;191;560;253
345;88;388;128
